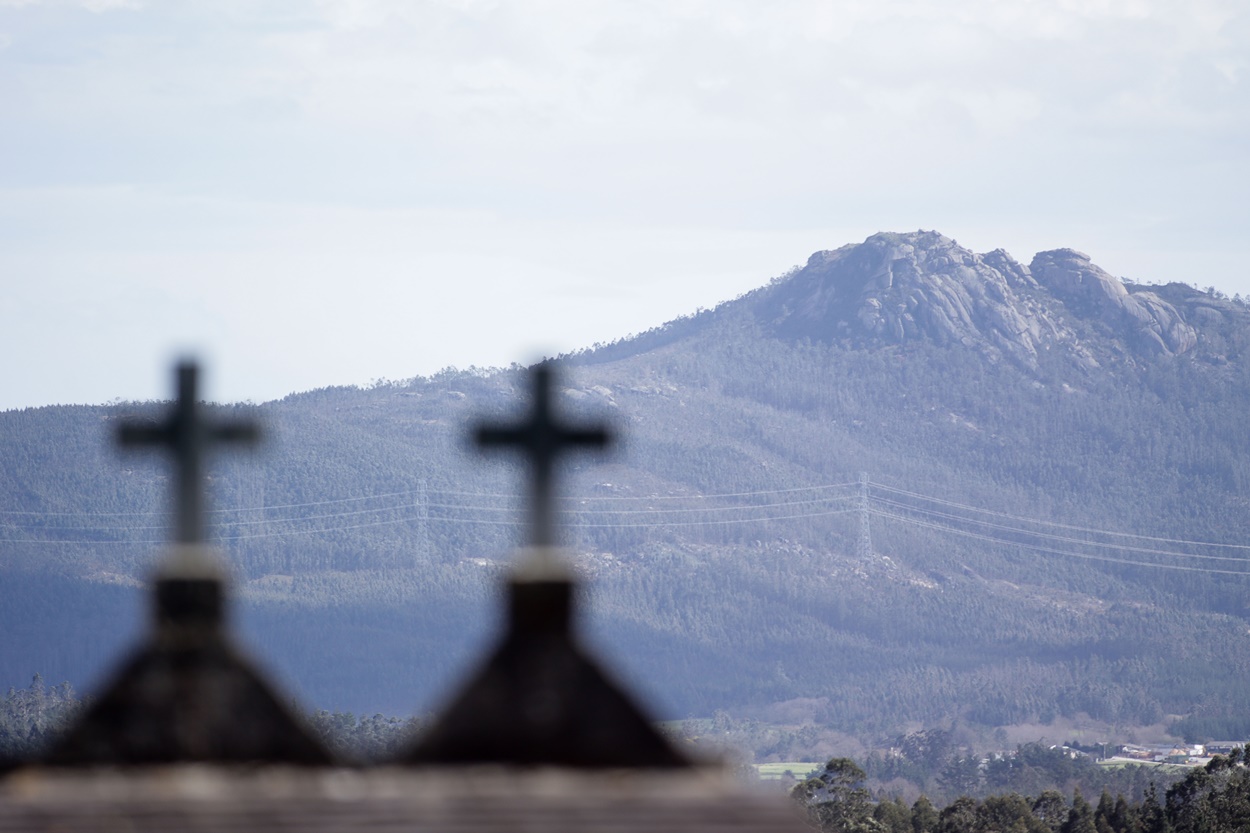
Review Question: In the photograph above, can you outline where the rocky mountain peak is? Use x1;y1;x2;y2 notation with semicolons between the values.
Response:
1030;249;1197;356
755;230;1061;368
753;230;1200;370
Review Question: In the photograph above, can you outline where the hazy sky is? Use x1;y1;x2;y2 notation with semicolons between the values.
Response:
2;0;1246;410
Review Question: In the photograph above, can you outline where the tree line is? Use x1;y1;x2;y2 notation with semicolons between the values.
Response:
8;673;1249;833
793;750;1250;833
0;675;421;765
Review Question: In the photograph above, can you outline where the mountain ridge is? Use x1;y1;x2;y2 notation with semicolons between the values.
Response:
4;230;1250;752
737;230;1214;372
570;230;1238;388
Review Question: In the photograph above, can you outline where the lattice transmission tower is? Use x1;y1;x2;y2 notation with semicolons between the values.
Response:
855;471;873;561
415;478;431;564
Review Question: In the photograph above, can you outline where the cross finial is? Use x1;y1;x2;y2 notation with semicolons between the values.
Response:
118;360;260;545
474;362;611;549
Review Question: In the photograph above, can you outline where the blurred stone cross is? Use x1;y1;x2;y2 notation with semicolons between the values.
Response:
408;362;688;767
474;361;611;549
44;361;331;767
118;360;260;545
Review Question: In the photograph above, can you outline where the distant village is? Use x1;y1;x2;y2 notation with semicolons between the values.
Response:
1051;741;1246;767
756;741;1250;784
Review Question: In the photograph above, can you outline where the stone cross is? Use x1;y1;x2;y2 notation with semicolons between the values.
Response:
118;360;260;545
475;362;611;549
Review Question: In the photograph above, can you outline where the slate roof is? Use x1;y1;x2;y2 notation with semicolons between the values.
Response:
0;767;808;832
404;573;689;768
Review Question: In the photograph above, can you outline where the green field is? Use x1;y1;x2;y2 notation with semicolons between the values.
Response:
1097;759;1194;774
754;762;822;781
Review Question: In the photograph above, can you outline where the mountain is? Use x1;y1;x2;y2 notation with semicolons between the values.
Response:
754;230;1199;365
5;230;1250;752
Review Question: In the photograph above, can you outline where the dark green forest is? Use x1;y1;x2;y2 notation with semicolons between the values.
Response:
0;675;418;765
792;751;1250;833
4;232;1250;757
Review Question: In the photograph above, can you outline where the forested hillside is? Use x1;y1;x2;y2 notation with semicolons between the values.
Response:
4;230;1250;751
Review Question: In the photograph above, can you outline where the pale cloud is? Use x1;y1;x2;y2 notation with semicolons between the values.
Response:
949;87;1045;135
80;0;140;10
0;0;140;7
9;0;1231;144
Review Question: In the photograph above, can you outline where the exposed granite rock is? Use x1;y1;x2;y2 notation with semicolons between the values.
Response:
754;230;1203;371
1029;249;1197;356
981;248;1038;290
755;230;1076;369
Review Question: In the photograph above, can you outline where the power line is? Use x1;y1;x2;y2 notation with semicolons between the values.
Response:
871;496;1250;564
13;501;429;533
0;488;425;518
428;507;860;530
0;495;860;544
870;508;1250;576
0;480;861;519
0;492;858;537
2;473;1246;574
553;482;861;502
432;495;857;517
871;481;1250;551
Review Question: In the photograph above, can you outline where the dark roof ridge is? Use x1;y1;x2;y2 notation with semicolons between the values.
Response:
403;554;692;769
42;546;334;767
